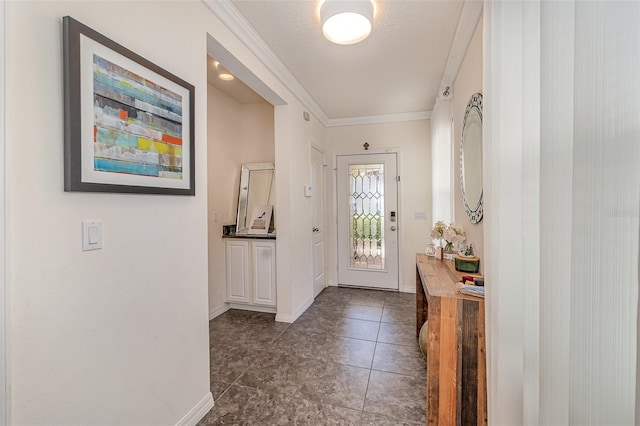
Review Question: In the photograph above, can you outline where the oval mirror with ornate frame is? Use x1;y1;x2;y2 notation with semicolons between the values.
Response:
460;93;483;224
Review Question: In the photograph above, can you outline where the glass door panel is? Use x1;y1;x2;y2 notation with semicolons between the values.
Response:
348;164;385;270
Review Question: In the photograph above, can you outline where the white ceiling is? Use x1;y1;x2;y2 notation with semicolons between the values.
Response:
206;0;482;124
207;56;267;104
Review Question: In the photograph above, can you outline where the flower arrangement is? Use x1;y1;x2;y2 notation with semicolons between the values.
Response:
431;221;466;253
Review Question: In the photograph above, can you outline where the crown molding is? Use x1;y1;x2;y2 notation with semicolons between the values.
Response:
327;111;431;128
203;0;329;125
437;0;483;100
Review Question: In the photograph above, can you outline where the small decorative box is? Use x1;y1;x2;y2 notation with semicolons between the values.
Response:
454;255;480;273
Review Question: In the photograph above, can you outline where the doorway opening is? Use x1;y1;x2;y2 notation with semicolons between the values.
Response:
205;34;285;320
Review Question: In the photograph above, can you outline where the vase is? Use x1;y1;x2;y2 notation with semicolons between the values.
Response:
419;320;428;359
444;241;454;253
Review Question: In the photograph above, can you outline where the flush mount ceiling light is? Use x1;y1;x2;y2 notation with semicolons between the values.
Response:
321;0;374;45
217;64;234;81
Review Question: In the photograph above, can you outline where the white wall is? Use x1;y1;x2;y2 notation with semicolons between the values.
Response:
207;85;242;319
6;2;213;424
0;0;7;423
452;17;484;266
4;0;325;423
325;120;431;293
239;102;275;163
484;1;640;423
275;105;326;321
207;84;274;319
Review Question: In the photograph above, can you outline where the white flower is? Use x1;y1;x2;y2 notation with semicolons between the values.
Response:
431;221;466;244
443;228;456;242
430;220;447;239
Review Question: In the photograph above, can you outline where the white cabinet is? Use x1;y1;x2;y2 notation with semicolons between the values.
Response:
251;241;276;305
225;238;276;309
226;240;249;303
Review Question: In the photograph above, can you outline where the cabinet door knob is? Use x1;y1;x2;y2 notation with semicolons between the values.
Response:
312;227;319;232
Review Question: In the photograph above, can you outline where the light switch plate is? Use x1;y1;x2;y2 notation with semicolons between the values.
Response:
415;211;427;220
82;220;102;251
304;185;312;197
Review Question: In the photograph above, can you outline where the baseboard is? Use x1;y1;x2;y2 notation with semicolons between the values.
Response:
401;286;416;294
275;296;314;323
226;303;277;314
175;392;214;426
209;304;230;320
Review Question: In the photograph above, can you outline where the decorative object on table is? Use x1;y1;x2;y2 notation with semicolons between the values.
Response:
458;283;485;298
455;255;480;273
460;92;483;223
458;242;476;258
248;205;273;235
425;243;436;257
419;321;429;359
430;220;466;254
222;224;236;237
63;17;195;195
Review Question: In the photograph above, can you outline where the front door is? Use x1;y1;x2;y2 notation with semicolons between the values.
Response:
336;153;399;290
311;146;326;297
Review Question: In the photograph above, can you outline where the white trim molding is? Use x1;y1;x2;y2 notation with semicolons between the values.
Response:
175;392;214;426
203;0;328;125
438;0;483;100
326;111;431;128
276;296;313;324
226;303;276;314
208;304;230;321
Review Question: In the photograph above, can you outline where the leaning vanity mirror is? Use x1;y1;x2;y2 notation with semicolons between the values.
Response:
460;93;483;224
236;162;275;234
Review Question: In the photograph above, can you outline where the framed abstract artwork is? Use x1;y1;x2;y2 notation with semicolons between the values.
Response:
63;16;195;195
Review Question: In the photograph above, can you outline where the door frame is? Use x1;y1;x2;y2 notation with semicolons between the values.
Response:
332;149;403;291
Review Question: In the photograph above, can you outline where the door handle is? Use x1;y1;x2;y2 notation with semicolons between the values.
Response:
313;227;319;232
390;226;397;231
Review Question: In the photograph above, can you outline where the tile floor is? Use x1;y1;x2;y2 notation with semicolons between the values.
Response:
199;286;426;425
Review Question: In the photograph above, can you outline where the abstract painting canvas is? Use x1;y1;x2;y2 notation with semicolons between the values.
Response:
63;16;195;195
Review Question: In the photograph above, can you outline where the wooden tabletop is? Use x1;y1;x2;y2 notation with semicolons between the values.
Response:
416;253;483;301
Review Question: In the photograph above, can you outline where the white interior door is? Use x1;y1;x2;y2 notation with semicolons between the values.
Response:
336;153;399;290
311;147;326;297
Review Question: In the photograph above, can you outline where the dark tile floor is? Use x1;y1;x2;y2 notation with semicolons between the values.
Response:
199;286;426;425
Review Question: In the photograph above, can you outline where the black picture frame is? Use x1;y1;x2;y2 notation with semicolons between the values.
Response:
63;16;195;195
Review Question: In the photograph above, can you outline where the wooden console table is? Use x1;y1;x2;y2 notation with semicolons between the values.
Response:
416;253;487;425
